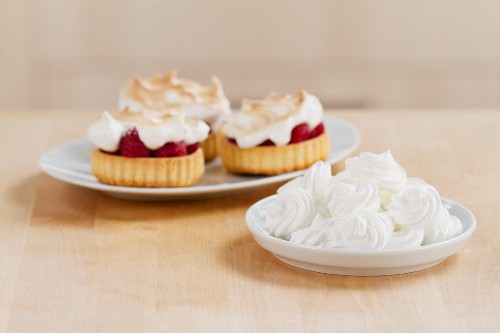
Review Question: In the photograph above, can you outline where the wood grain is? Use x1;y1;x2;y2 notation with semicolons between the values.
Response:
0;110;498;332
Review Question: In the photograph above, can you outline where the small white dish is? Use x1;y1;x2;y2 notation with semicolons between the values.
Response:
245;195;476;276
39;116;360;200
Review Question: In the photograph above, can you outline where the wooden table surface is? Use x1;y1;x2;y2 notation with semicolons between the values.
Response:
0;110;499;332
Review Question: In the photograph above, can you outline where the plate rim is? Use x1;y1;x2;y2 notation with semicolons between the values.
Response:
39;115;361;196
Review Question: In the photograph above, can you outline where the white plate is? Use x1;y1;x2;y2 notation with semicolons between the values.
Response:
246;196;476;276
39;116;360;200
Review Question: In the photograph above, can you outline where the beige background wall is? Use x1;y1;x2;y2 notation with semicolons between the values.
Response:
1;0;499;110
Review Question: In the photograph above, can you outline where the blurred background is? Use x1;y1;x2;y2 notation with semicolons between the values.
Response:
1;0;499;110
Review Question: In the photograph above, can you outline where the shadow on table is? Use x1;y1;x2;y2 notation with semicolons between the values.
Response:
7;172;278;228
219;233;459;290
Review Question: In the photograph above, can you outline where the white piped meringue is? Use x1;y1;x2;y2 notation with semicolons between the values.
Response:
325;180;381;219
387;179;444;230
289;215;334;247
260;188;316;240
423;211;463;245
290;211;394;250
385;225;425;249
257;151;463;249
388;177;463;245
339;150;406;193
278;161;333;203
329;212;393;250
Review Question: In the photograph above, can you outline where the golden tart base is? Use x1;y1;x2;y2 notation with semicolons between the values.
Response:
201;132;218;162
91;148;204;187
219;133;330;175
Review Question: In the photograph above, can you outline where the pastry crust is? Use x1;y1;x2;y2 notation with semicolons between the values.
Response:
219;133;330;175
201;132;218;162
91;148;204;187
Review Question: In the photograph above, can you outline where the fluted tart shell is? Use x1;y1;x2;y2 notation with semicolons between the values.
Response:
200;132;218;162
219;133;330;175
91;148;204;187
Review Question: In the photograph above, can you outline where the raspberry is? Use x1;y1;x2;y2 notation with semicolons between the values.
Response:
309;123;325;139
154;141;187;157
119;128;150;157
259;139;276;146
186;142;200;154
290;123;310;144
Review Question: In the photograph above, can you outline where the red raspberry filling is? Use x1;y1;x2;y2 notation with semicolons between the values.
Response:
186;142;200;154
154;141;187;157
102;128;201;158
119;128;150;157
227;122;325;147
259;122;326;146
259;139;275;146
289;123;310;144
228;123;325;147
308;122;325;139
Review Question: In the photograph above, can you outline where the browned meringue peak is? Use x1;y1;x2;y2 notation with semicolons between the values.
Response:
240;90;309;121
113;107;203;127
120;70;229;113
112;107;163;125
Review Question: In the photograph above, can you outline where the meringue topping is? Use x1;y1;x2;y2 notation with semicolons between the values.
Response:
335;150;407;193
88;108;209;152
119;70;231;130
260;187;316;240
258;152;463;250
226;90;323;148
